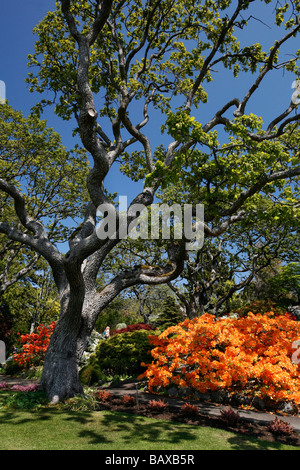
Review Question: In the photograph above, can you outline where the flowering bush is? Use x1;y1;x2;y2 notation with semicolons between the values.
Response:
139;312;300;406
121;395;136;406
95;390;113;402
80;330;103;367
11;383;39;392
0;381;9;390
13;322;56;368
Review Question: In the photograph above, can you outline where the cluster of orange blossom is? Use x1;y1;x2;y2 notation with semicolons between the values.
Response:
13;321;56;368
139;312;300;404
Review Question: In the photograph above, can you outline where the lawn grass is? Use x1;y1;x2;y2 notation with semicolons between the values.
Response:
0;408;299;450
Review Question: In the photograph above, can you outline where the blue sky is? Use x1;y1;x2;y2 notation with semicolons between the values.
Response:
0;0;299;203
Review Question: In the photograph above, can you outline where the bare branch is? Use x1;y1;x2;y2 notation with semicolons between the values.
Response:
60;0;81;42
118;107;154;172
185;1;245;111
125;0;163;75
234;23;300;117
0;252;39;295
92;240;186;315
87;0;113;46
0;178;47;238
204;211;246;237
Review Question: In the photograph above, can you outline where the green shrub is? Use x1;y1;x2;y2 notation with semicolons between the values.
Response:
79;362;105;385
4;359;24;376
93;329;159;377
3;390;49;410
59;389;99;411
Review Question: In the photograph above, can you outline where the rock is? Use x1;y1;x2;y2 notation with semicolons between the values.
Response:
210;390;230;404
253;396;265;410
193;391;210;401
167;386;178;398
278;401;294;414
179;387;193;398
230;394;252;407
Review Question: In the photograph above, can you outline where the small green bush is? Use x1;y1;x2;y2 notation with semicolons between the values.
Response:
93;329;159;377
79;362;105;385
3;390;49;410
59;389;99;411
4;359;24;376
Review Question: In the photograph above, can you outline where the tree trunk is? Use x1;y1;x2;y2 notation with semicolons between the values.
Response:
40;293;93;402
40;346;83;403
40;320;85;402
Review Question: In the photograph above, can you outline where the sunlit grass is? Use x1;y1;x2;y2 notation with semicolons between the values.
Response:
0;408;298;450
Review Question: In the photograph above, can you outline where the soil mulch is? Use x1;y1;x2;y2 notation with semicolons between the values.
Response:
97;393;300;447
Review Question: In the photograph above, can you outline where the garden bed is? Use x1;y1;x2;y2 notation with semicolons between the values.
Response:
96;391;300;447
1;374;300;447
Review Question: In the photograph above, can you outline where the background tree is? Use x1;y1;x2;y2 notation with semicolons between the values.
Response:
268;262;300;304
156;125;300;316
98;238;176;324
154;294;184;330
94;294;142;333
129;284;174;324
246;261;300;305
1;0;300;401
0;104;90;350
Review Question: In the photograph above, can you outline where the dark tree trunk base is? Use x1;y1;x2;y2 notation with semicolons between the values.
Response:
40;354;84;403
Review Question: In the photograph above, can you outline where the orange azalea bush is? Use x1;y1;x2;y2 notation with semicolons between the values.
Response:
13;321;56;368
139;313;300;405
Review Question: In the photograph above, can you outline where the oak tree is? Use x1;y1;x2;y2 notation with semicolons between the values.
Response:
1;0;300;400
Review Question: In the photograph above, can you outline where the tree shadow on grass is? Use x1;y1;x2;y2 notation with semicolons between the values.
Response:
225;431;300;450
78;410;300;451
1;408;296;450
0;409;113;448
95;411;199;448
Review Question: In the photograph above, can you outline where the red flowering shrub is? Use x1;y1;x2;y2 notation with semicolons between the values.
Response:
180;402;199;416
95;390;113;402
139;312;300;405
220;407;240;426
268;417;293;436
121;395;136;406
147;398;168;411
112;323;155;335
13;321;56;368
